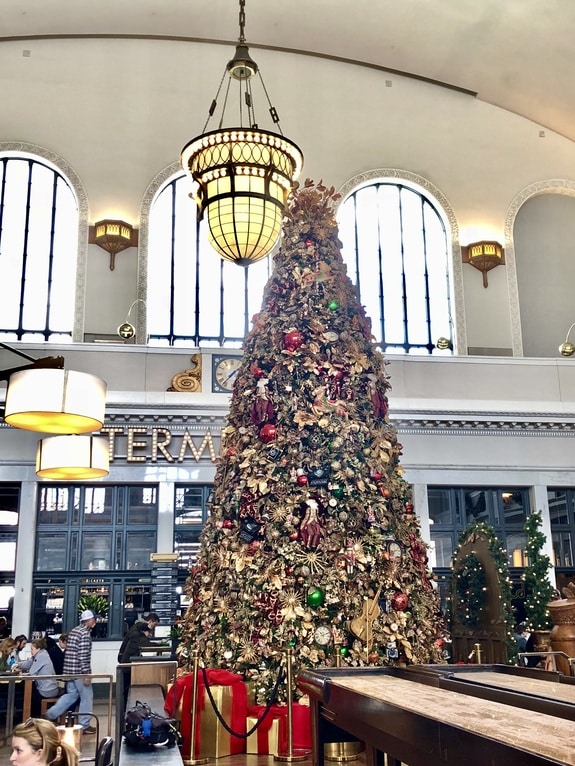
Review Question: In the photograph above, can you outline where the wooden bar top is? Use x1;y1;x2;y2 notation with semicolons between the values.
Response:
328;673;575;765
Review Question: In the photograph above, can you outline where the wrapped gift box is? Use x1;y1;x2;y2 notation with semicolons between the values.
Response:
246;703;312;756
165;669;247;759
246;715;280;756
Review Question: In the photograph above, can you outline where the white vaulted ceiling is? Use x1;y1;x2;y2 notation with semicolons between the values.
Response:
1;0;573;140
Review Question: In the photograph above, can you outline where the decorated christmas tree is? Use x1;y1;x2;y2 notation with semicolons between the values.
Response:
182;180;444;702
523;510;554;631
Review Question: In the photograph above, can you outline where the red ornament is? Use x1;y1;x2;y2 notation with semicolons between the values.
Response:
371;471;382;481
405;502;414;514
391;592;409;611
305;238;314;247
259;423;277;443
250;363;265;379
296;474;309;486
368;652;379;664
222;520;234;529
284;330;304;352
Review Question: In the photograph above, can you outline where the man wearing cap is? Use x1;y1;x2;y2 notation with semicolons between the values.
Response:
46;609;98;734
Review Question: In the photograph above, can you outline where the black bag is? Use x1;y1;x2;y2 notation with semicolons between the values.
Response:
123;700;181;749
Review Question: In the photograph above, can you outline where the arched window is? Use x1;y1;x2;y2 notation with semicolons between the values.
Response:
0;153;79;342
338;179;453;354
147;173;271;347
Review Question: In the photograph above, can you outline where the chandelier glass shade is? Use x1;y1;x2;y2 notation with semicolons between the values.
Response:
5;368;107;434
36;435;109;479
181;128;303;265
180;0;303;266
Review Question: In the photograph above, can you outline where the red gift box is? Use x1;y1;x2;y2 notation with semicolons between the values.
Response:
165;669;247;759
247;702;312;755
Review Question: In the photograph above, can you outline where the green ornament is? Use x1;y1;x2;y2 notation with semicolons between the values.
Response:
339;646;349;657
289;637;297;648
328;299;339;311
306;587;325;608
331;486;344;499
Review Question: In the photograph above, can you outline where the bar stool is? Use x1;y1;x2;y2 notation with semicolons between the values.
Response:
40;697;65;723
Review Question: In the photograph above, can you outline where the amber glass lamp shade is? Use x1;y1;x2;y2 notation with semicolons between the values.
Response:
5;369;107;434
36;435;109;479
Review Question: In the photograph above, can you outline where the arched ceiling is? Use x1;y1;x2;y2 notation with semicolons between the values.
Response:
1;0;574;142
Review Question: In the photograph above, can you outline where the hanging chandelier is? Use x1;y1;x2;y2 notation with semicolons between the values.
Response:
180;0;303;267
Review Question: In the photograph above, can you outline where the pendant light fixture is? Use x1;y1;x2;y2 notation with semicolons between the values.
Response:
0;342;108;480
180;0;303;266
1;342;107;434
36;435;109;479
5;368;107;434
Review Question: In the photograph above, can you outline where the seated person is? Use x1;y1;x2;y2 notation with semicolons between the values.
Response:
18;638;59;716
0;638;16;672
46;633;68;675
10;635;30;664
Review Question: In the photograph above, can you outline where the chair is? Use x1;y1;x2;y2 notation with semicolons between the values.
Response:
95;736;113;766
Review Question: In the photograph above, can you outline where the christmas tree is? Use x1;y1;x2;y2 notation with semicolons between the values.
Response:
182;180;444;702
523;511;554;631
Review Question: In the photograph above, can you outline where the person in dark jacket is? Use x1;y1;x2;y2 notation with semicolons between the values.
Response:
117;612;159;662
120;623;155;663
46;633;68;675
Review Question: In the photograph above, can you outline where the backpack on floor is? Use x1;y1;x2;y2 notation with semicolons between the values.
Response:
123;700;181;749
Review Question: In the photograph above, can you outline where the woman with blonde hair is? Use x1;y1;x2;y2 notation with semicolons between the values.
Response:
10;717;79;766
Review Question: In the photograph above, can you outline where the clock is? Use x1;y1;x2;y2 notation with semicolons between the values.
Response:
313;624;333;647
212;355;242;393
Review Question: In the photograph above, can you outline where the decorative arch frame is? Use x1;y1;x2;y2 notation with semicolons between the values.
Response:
337;169;466;355
505;178;575;357
136;161;182;345
0;141;89;343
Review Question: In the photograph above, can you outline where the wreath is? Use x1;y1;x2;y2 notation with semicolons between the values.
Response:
454;553;487;627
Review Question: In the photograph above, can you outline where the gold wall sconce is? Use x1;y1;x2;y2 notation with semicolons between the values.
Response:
559;322;575;356
462;241;505;287
89;219;139;270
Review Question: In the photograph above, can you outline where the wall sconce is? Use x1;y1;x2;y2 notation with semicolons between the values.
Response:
36;435;109;479
559;322;575;356
435;337;453;351
89;219;138;271
117;299;146;342
462;241;505;287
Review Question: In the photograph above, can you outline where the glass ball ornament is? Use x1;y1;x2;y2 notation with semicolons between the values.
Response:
328;299;339;311
306;587;325;608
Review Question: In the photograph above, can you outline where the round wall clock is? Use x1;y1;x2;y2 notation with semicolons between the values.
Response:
212;355;242;393
314;624;333;646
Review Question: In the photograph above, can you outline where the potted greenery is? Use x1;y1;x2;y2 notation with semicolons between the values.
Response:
523;510;554;651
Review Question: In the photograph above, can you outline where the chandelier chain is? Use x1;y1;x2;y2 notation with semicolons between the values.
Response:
238;0;246;44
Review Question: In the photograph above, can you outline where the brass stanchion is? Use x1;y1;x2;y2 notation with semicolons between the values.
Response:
275;647;310;762
184;649;209;766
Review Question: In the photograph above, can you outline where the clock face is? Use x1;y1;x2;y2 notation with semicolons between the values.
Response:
212;355;242;393
314;624;333;646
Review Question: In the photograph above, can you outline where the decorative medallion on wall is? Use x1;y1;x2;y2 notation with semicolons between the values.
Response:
168;355;202;392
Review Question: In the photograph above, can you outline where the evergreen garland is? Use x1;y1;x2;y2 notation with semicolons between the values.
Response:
523;510;553;631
